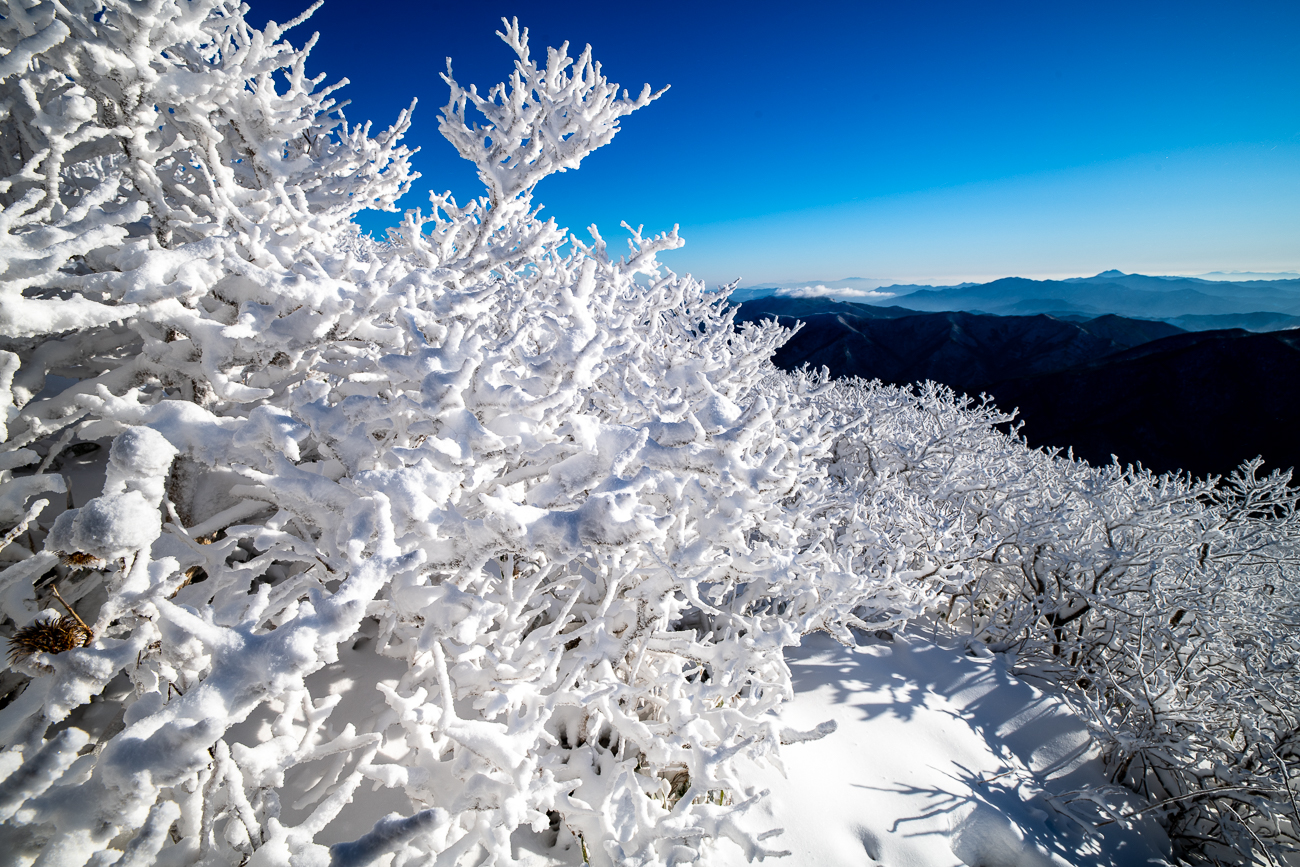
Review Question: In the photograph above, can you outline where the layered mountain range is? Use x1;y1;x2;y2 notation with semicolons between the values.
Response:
735;293;1300;478
737;270;1300;332
890;271;1300;321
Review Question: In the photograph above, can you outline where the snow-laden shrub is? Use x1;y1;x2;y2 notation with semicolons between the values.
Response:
816;377;1300;864
0;3;925;865
4;1;1295;864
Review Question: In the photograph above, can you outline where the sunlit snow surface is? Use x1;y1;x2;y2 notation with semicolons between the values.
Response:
306;630;1171;866
712;632;1171;867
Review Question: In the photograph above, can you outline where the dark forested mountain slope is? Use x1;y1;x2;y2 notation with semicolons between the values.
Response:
1074;313;1187;346
737;296;1299;477
1167;311;1300;332
987;329;1300;477
735;297;1181;393
733;296;923;322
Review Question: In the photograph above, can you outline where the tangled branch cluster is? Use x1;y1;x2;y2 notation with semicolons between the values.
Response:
817;378;1300;864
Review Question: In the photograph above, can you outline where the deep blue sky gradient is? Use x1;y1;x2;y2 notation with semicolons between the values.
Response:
249;0;1300;286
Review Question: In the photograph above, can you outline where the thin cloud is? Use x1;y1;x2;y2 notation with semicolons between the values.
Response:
774;285;897;300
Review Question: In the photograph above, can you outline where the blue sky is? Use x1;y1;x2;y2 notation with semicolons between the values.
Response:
251;0;1300;287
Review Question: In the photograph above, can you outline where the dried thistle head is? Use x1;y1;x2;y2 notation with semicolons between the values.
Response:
8;586;94;666
8;615;92;664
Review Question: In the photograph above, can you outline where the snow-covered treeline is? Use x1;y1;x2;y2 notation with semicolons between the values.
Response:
0;1;1296;865
817;380;1300;863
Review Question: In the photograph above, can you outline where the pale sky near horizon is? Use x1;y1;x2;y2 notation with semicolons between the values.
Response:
252;0;1300;288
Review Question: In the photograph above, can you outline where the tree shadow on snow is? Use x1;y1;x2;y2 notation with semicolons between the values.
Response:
784;631;1172;867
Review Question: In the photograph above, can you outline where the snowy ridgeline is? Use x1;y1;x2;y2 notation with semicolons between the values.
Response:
0;2;1298;865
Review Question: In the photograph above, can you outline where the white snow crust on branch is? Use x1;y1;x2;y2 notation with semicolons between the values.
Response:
0;1;1297;866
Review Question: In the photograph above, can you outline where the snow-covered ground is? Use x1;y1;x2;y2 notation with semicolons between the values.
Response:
710;632;1170;867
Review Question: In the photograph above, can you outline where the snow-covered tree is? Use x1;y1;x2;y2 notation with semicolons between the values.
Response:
0;3;903;864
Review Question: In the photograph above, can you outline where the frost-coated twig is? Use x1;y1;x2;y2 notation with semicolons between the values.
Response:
0;498;46;556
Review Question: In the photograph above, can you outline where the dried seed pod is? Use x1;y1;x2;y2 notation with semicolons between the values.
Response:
8;615;92;663
60;551;104;569
7;586;93;665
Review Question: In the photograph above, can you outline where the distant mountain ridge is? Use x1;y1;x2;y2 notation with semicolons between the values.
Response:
736;270;1300;329
885;275;1300;320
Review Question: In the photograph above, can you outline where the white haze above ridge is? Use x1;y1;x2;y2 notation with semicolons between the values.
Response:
728;268;1300;304
1185;270;1300;281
